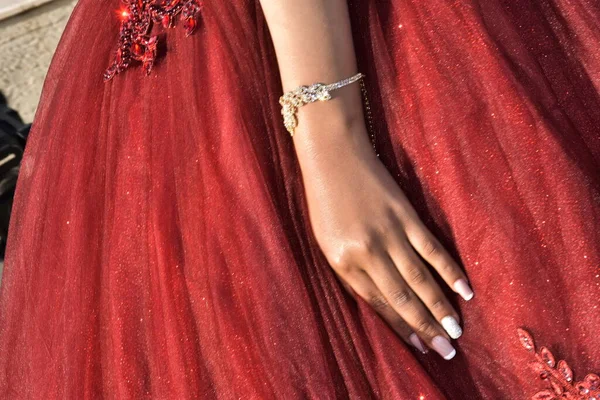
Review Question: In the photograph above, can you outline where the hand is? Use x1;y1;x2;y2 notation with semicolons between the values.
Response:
293;111;474;360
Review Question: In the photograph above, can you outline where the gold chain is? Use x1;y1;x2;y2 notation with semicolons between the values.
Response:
359;78;379;157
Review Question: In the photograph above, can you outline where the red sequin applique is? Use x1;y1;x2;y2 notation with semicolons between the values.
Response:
518;328;599;400
104;0;203;81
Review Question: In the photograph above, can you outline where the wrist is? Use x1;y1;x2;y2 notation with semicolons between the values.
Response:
291;108;375;168
289;82;367;140
278;73;378;165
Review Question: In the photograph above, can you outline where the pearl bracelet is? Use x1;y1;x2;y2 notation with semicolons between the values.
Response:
279;72;365;136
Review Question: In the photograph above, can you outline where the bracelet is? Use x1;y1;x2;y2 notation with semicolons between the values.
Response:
279;72;365;137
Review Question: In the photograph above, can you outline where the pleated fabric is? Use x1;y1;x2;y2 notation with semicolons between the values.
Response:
0;0;598;398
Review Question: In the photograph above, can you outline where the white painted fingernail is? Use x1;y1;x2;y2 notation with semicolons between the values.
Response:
431;335;457;360
409;333;428;354
441;316;463;339
453;279;474;301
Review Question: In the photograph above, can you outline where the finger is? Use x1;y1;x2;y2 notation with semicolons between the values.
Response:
333;270;356;296
404;221;474;301
366;253;457;360
341;268;428;354
389;238;463;340
341;280;355;296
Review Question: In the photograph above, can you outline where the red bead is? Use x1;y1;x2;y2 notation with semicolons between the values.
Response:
115;48;123;64
184;17;196;36
132;43;144;57
162;15;171;28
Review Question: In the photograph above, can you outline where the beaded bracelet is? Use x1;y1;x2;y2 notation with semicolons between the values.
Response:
278;72;378;156
279;73;366;136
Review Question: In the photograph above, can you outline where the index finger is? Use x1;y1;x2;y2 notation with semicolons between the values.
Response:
404;221;474;301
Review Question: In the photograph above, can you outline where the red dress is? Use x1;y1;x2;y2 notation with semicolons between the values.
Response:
0;0;598;398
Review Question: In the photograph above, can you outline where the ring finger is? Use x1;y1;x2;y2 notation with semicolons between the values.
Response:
389;239;463;340
335;268;428;354
366;253;457;360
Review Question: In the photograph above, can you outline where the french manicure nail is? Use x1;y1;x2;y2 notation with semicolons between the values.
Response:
441;316;463;339
431;335;457;360
409;333;428;354
453;279;474;301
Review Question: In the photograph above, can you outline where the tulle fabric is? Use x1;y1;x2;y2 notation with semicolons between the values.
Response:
0;0;599;398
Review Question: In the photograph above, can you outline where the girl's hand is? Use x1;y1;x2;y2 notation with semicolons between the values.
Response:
293;106;474;360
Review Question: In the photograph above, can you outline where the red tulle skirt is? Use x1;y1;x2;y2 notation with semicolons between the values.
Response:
0;0;599;398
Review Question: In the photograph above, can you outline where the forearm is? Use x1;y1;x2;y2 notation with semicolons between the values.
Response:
259;0;371;158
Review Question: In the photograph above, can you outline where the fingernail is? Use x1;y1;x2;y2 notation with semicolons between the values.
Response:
409;333;428;354
453;279;474;301
431;336;457;360
441;316;463;339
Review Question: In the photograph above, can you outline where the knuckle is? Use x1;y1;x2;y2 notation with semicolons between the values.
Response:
405;265;427;285
415;318;437;337
327;250;354;275
328;253;349;271
420;239;439;258
429;298;446;312
439;261;457;274
356;235;378;257
368;294;389;311
334;262;353;276
393;201;415;221
388;288;412;307
381;212;402;235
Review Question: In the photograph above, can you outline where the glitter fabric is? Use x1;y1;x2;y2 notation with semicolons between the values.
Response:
0;0;599;398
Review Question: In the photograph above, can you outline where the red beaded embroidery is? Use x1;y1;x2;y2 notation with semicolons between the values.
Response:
518;328;599;400
104;0;203;81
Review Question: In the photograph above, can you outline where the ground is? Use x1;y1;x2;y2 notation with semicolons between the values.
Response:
0;0;77;122
0;0;76;276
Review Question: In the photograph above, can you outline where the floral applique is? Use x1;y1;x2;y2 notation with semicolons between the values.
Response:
518;328;599;400
104;0;203;81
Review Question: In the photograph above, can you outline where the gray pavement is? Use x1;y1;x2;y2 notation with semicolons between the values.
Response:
0;0;76;276
0;0;77;122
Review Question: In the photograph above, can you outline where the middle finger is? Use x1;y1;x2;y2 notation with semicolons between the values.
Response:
366;253;457;360
389;238;463;340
